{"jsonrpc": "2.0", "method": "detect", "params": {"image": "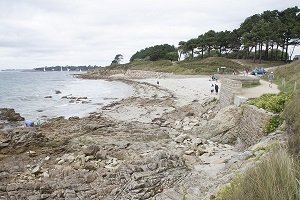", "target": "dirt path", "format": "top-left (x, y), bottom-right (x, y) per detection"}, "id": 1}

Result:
top-left (240, 79), bottom-right (280, 98)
